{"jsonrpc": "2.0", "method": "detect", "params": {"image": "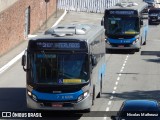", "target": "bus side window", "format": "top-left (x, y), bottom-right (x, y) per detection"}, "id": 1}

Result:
top-left (91, 55), bottom-right (97, 66)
